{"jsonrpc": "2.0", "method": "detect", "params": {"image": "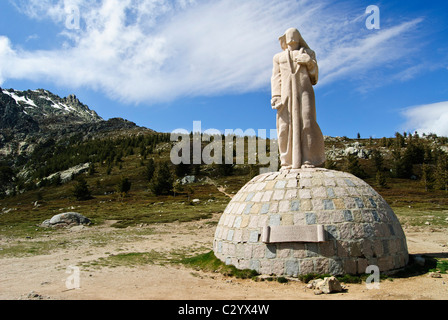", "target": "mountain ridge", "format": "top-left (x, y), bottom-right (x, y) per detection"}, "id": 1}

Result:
top-left (0, 87), bottom-right (156, 160)
top-left (1, 88), bottom-right (103, 124)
